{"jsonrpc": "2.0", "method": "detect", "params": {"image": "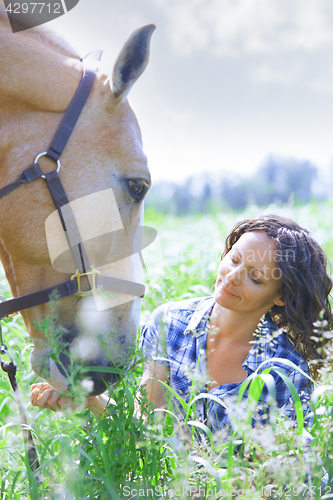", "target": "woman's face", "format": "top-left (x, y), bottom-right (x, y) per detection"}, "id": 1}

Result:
top-left (214, 231), bottom-right (285, 316)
